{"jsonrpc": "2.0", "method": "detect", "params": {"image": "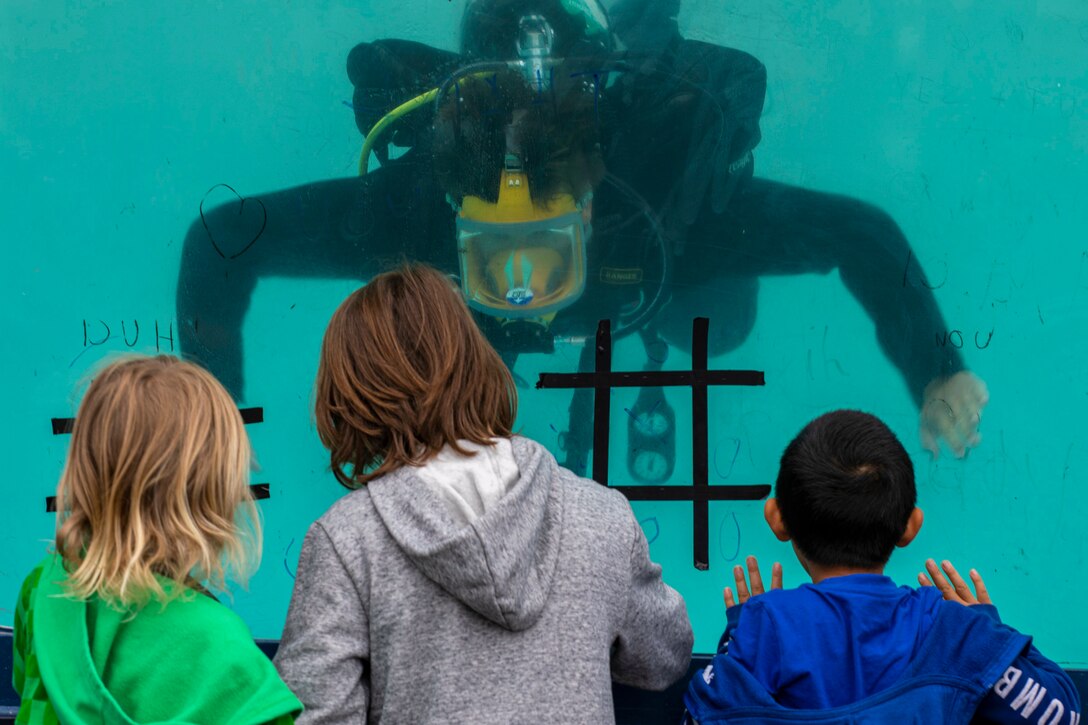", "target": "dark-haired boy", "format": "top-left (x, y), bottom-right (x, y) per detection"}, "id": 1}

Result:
top-left (684, 409), bottom-right (1081, 724)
